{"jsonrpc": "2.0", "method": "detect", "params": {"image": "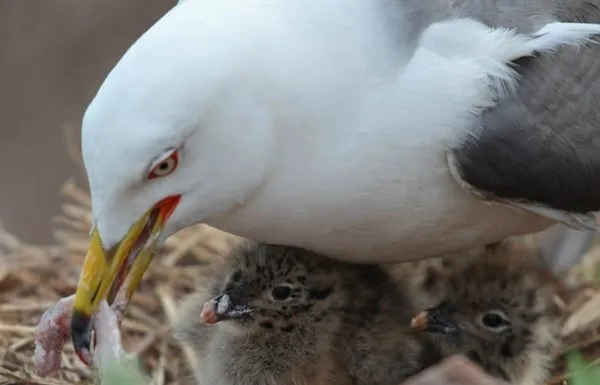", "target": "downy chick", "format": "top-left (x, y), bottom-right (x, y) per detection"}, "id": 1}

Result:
top-left (172, 241), bottom-right (426, 385)
top-left (410, 240), bottom-right (566, 385)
